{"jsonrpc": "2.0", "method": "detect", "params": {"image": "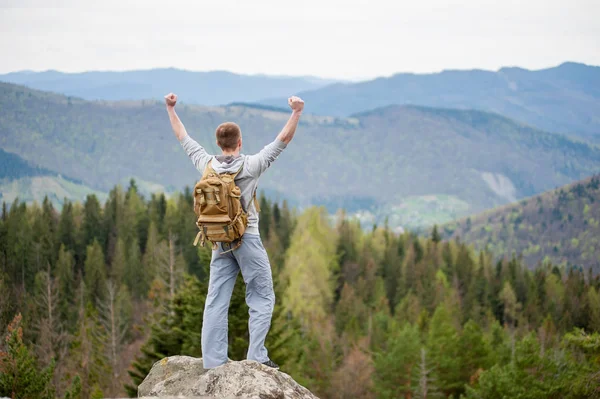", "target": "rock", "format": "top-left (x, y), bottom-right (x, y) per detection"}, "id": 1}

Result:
top-left (138, 356), bottom-right (319, 399)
